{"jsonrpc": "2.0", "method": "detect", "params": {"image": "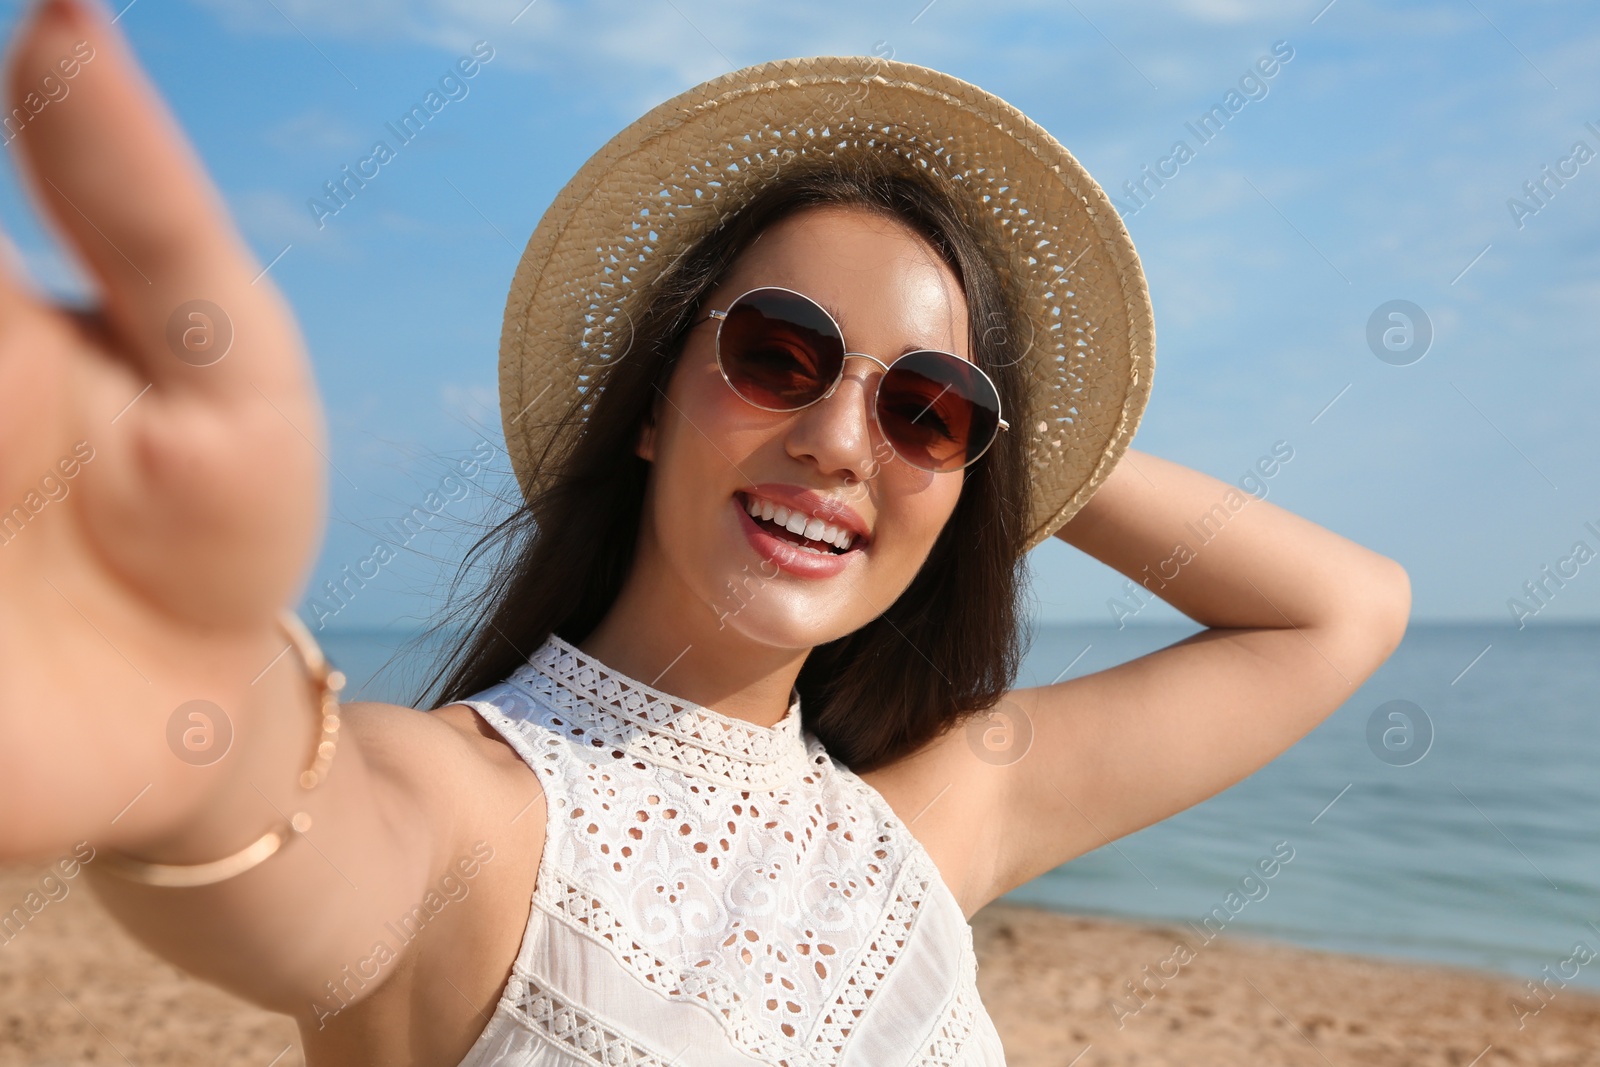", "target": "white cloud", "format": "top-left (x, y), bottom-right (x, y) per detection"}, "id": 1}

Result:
top-left (1162, 0), bottom-right (1284, 24)
top-left (262, 109), bottom-right (364, 155)
top-left (231, 187), bottom-right (354, 253)
top-left (440, 382), bottom-right (501, 438)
